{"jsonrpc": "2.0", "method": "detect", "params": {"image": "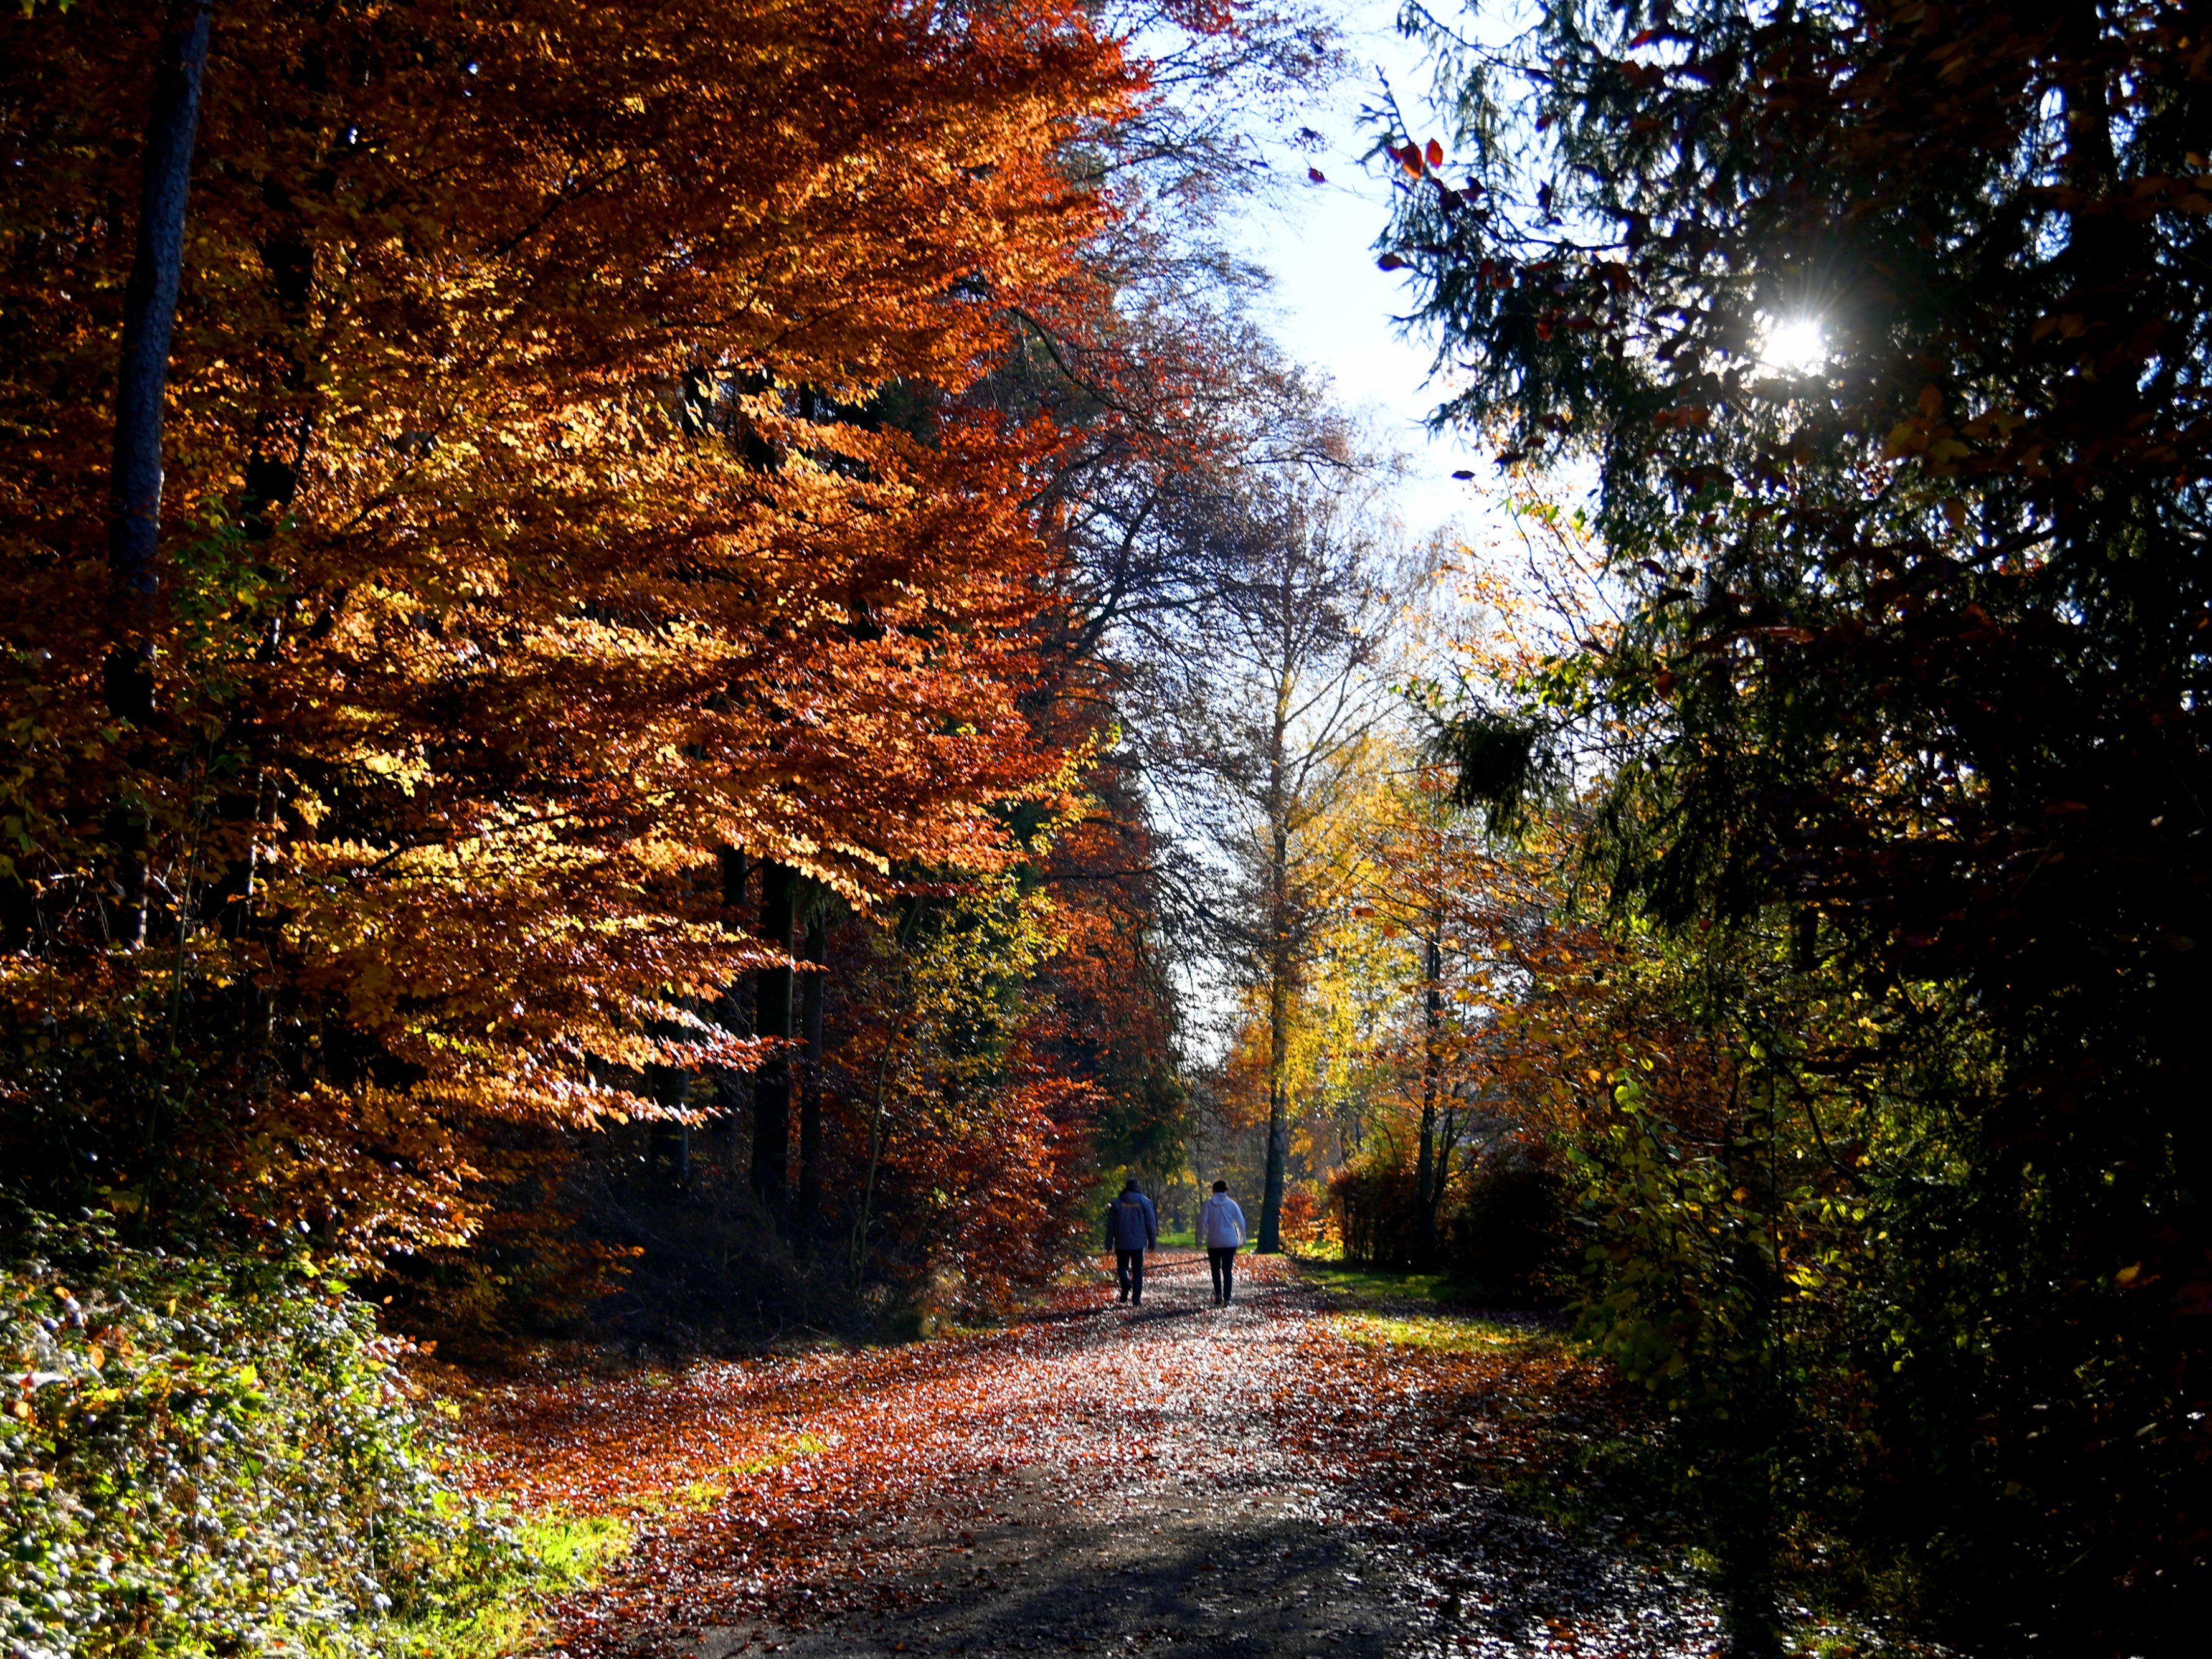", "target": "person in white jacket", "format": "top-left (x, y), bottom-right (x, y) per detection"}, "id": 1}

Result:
top-left (1199, 1181), bottom-right (1246, 1305)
